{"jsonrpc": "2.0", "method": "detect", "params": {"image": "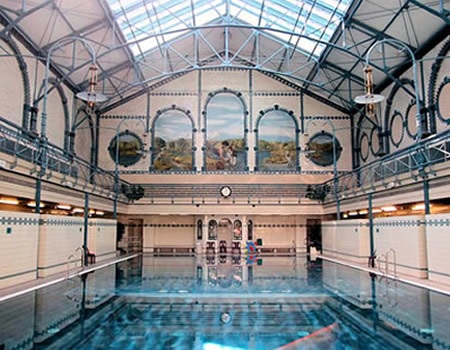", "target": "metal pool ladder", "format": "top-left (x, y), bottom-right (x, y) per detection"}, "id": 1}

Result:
top-left (377, 248), bottom-right (398, 279)
top-left (66, 247), bottom-right (84, 279)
